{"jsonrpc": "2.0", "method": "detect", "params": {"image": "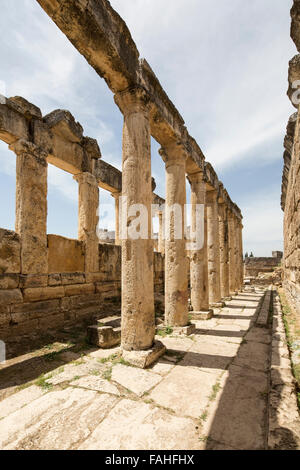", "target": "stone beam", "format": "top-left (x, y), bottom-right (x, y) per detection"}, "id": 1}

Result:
top-left (288, 54), bottom-right (300, 108)
top-left (36, 0), bottom-right (140, 92)
top-left (0, 96), bottom-right (166, 207)
top-left (281, 113), bottom-right (297, 211)
top-left (0, 97), bottom-right (34, 144)
top-left (35, 0), bottom-right (242, 219)
top-left (94, 159), bottom-right (122, 193)
top-left (291, 0), bottom-right (300, 52)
